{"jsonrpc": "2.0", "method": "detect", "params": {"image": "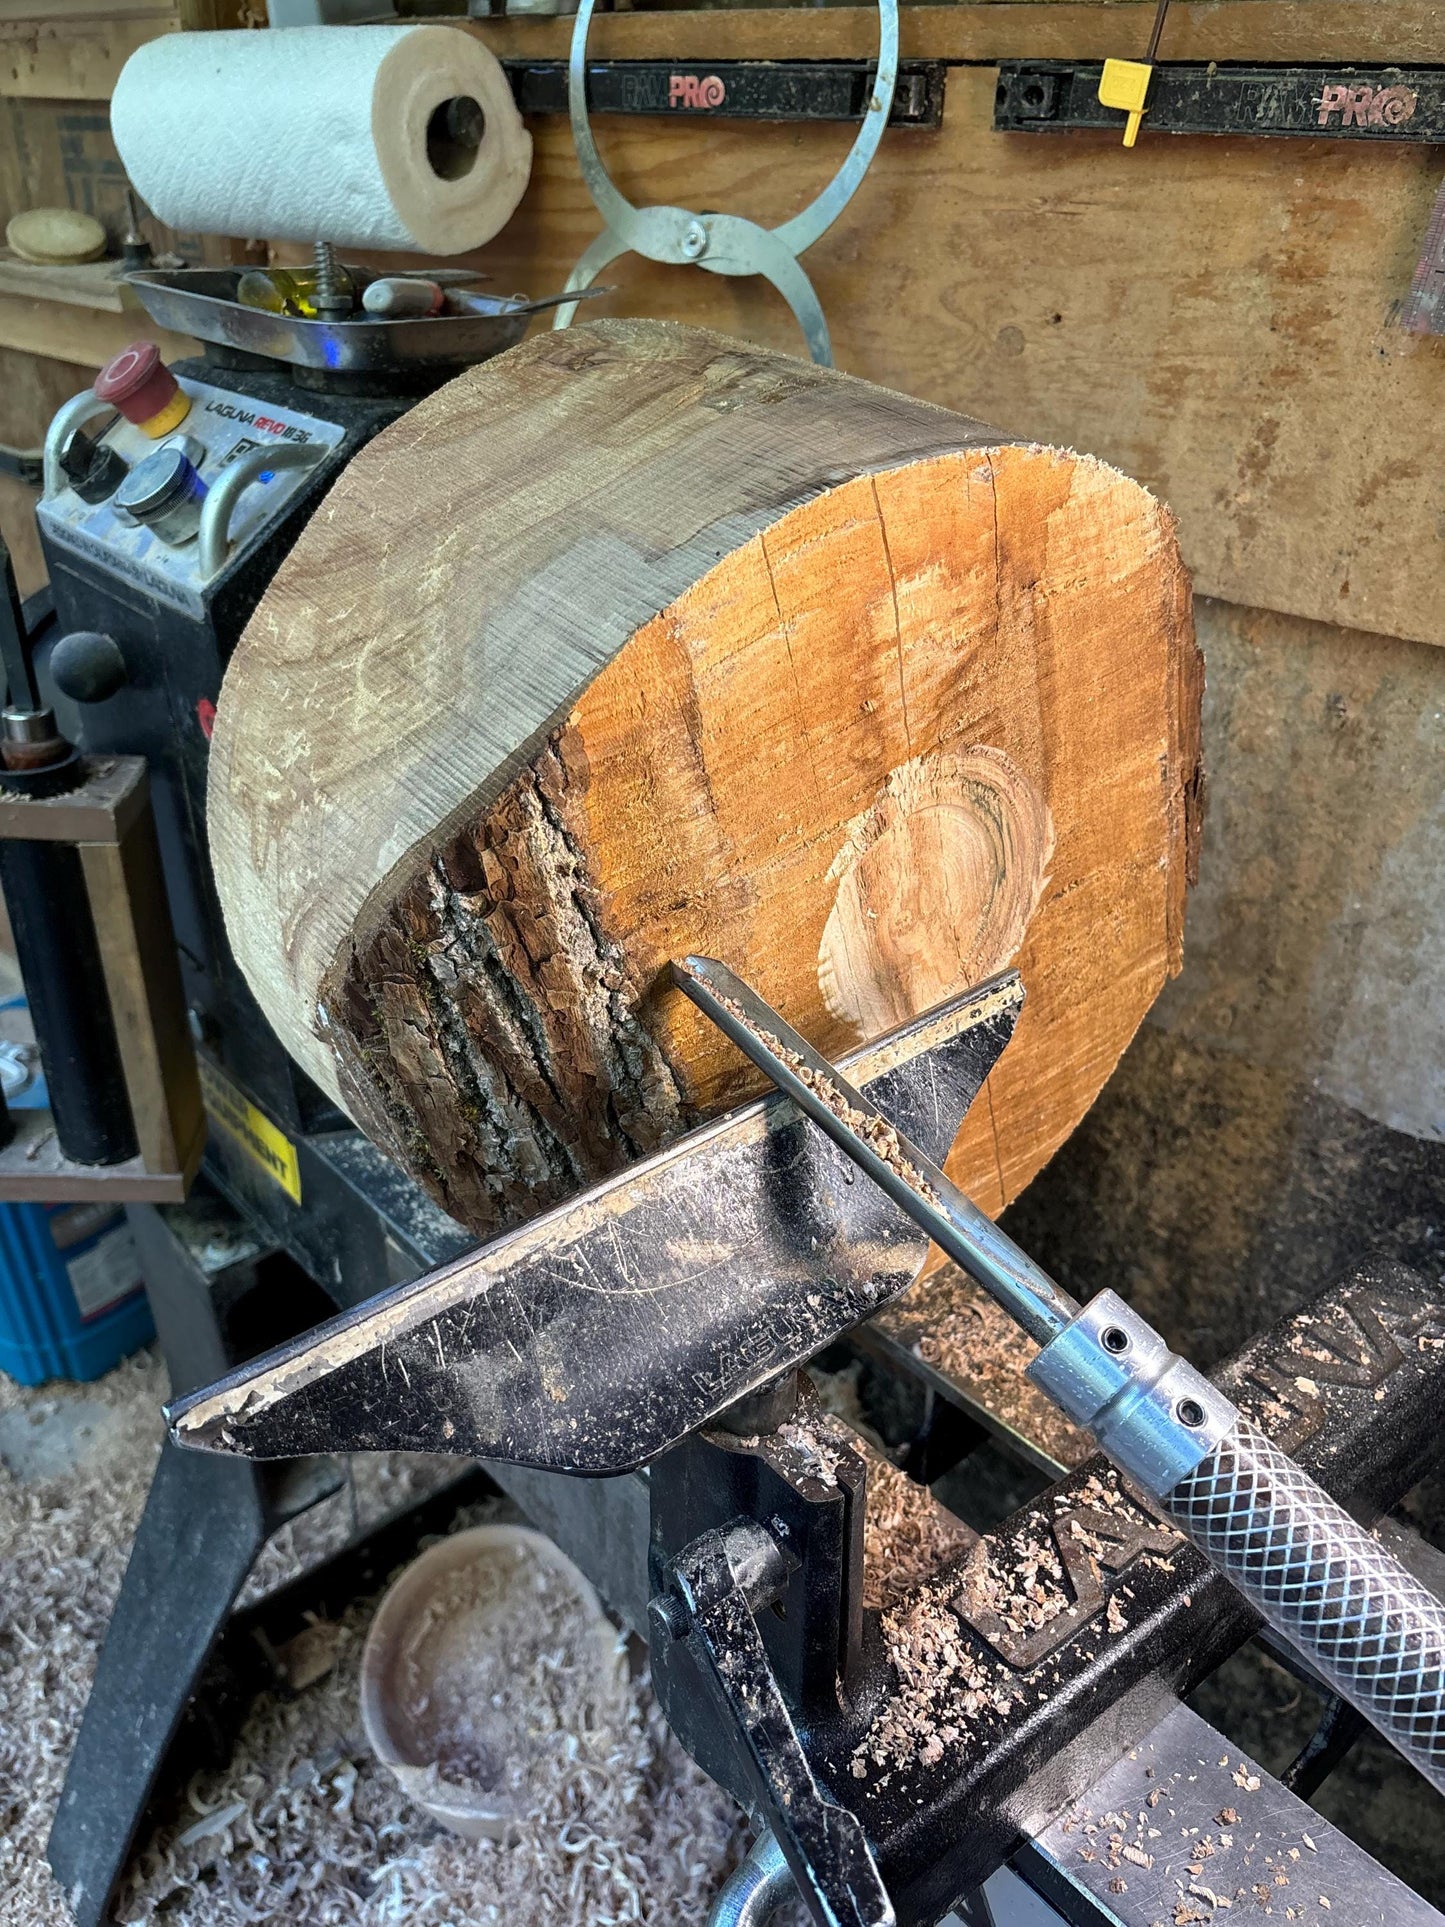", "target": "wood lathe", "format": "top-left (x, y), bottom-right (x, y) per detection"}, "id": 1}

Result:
top-left (6, 270), bottom-right (1441, 1927)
